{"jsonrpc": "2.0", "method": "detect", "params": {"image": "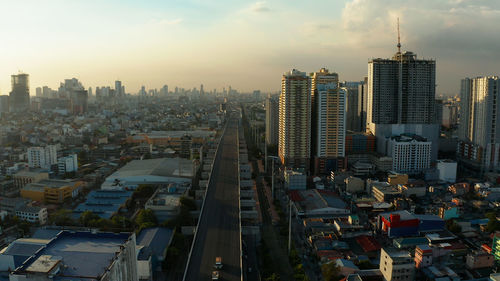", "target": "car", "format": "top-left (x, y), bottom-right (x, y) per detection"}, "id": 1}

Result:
top-left (214, 256), bottom-right (223, 269)
top-left (212, 270), bottom-right (220, 280)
